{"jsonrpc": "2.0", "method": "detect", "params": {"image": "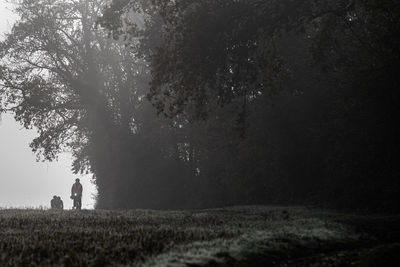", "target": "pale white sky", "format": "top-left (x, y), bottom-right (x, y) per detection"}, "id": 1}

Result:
top-left (0, 0), bottom-right (97, 209)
